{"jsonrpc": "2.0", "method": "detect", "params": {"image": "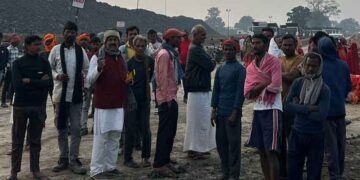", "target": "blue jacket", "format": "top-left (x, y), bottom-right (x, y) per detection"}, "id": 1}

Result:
top-left (318, 37), bottom-right (352, 118)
